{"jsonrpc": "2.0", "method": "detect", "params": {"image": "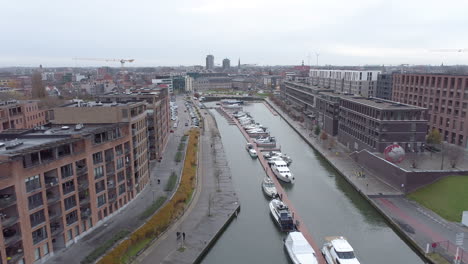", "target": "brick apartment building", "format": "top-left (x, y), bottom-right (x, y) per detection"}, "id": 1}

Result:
top-left (96, 88), bottom-right (170, 160)
top-left (0, 101), bottom-right (150, 264)
top-left (392, 73), bottom-right (468, 148)
top-left (282, 80), bottom-right (333, 115)
top-left (0, 101), bottom-right (47, 132)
